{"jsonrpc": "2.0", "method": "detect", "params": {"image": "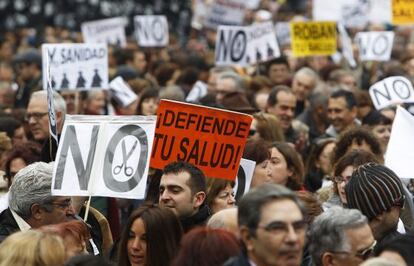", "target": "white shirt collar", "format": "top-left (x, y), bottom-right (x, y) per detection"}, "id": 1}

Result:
top-left (10, 209), bottom-right (31, 232)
